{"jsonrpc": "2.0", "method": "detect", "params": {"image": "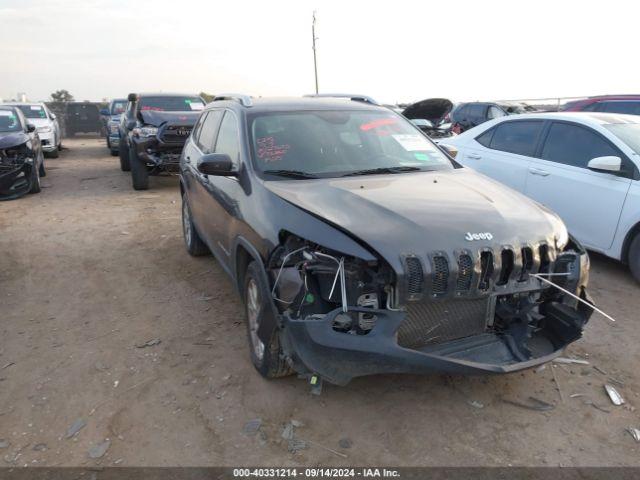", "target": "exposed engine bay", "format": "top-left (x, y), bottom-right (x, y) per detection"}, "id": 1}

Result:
top-left (268, 233), bottom-right (593, 385)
